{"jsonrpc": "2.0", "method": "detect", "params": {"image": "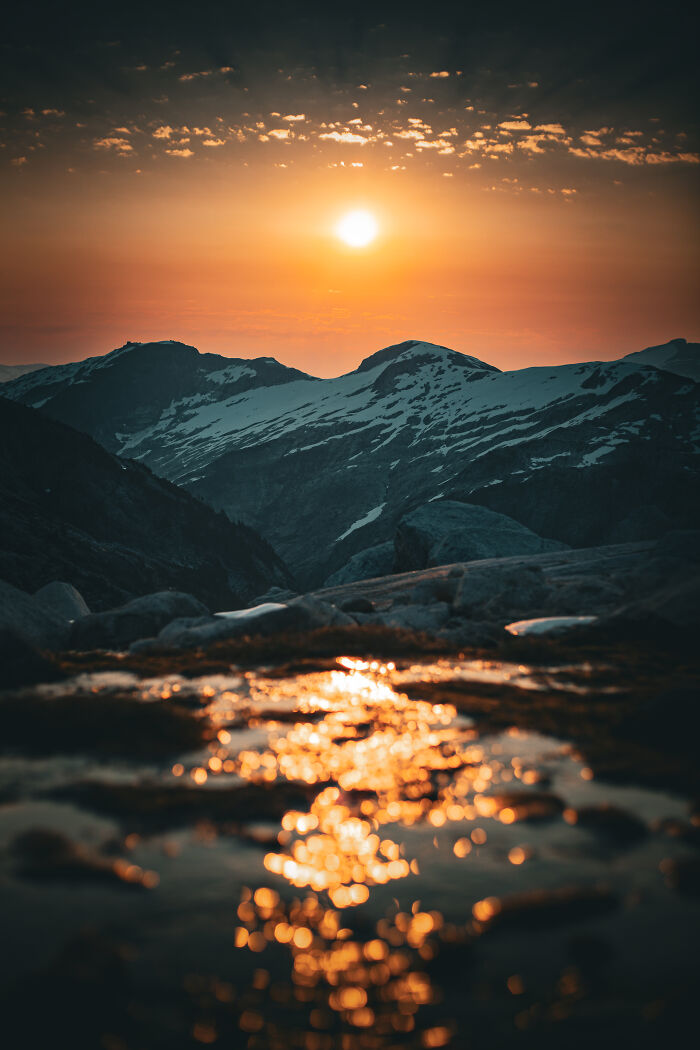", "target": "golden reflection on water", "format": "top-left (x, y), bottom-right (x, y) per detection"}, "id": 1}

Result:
top-left (174, 656), bottom-right (569, 1046)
